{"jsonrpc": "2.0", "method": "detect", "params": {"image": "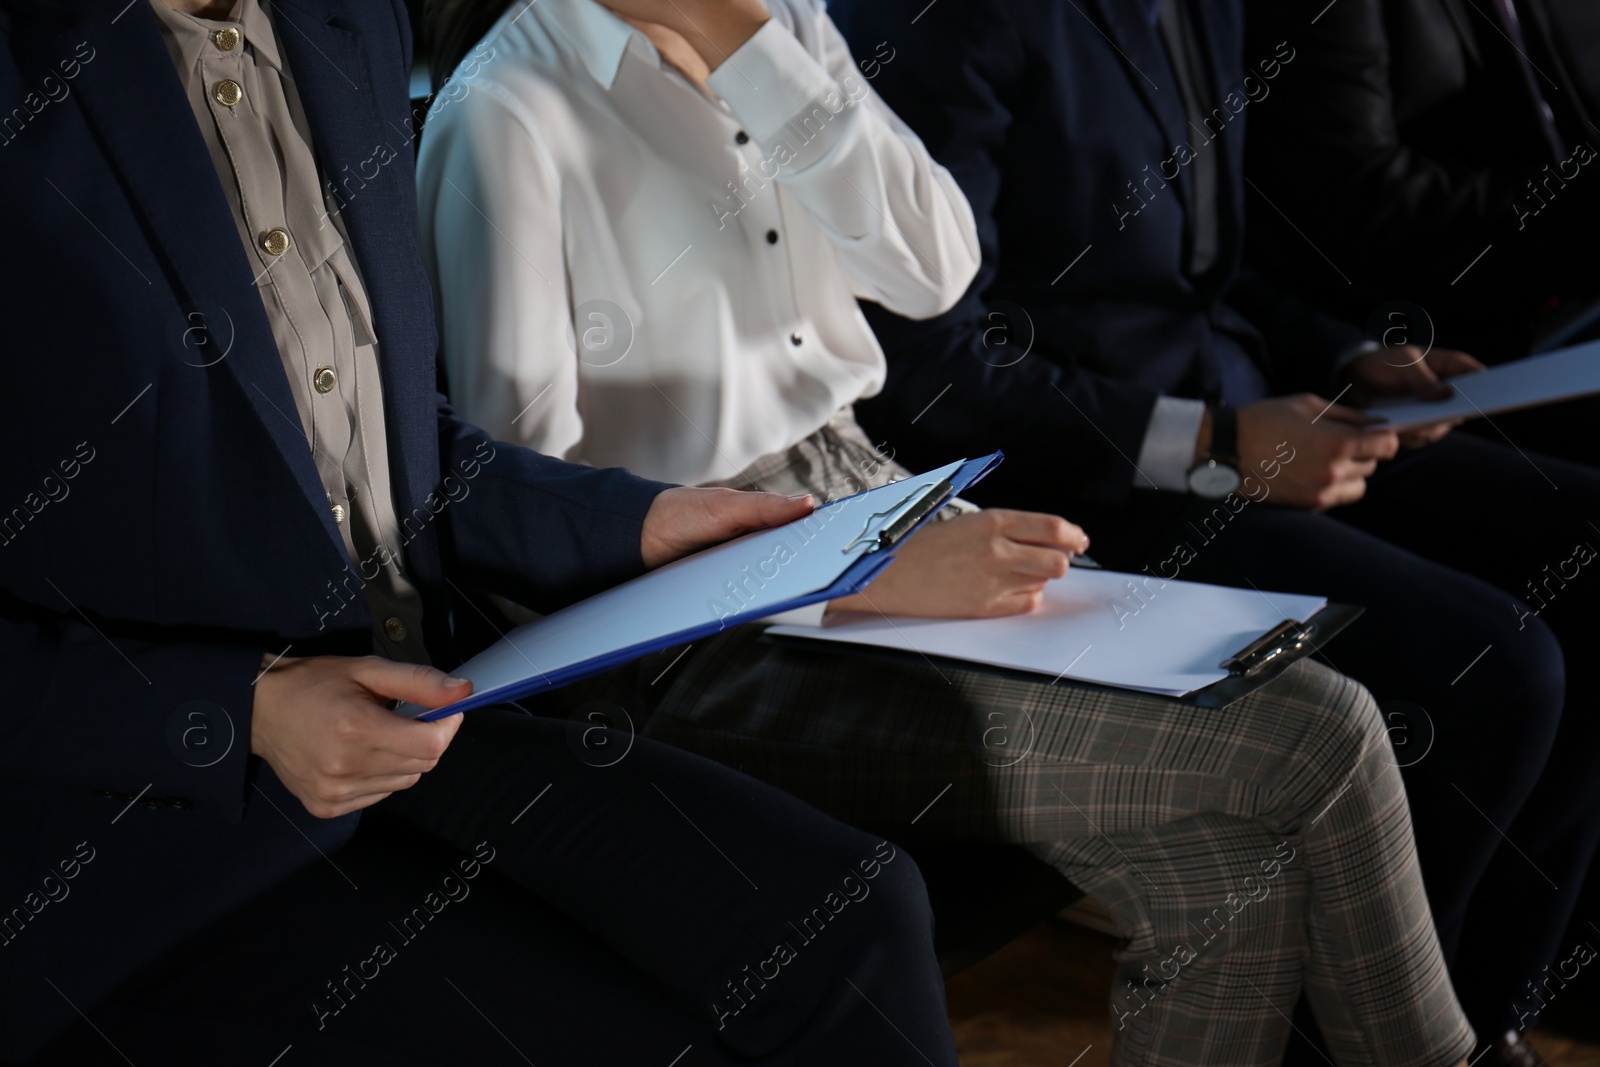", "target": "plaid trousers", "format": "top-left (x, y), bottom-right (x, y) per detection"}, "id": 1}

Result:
top-left (631, 410), bottom-right (1475, 1066)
